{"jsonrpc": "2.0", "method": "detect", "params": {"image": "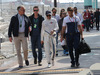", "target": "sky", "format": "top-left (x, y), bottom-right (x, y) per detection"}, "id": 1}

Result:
top-left (52, 0), bottom-right (100, 3)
